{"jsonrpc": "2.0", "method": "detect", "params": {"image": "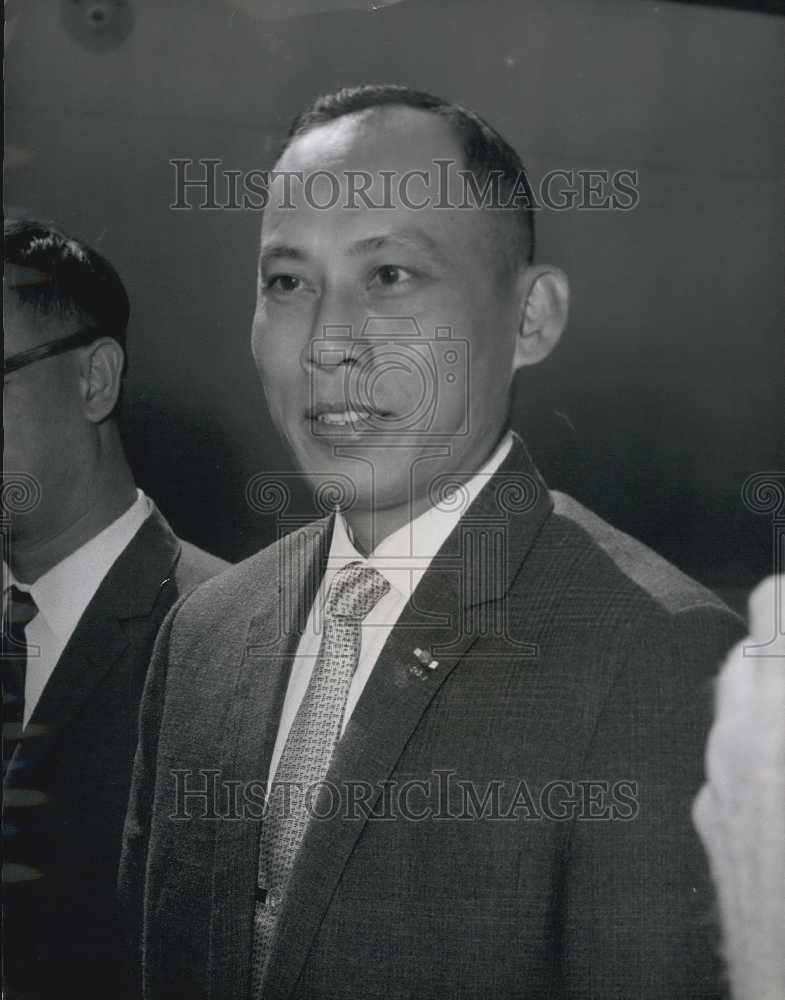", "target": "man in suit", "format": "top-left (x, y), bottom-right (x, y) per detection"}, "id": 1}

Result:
top-left (120, 85), bottom-right (744, 999)
top-left (2, 218), bottom-right (227, 1000)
